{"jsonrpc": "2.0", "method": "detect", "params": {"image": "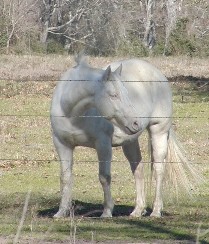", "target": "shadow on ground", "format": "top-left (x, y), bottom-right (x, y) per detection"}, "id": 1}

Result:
top-left (38, 200), bottom-right (135, 218)
top-left (37, 201), bottom-right (201, 243)
top-left (37, 200), bottom-right (173, 218)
